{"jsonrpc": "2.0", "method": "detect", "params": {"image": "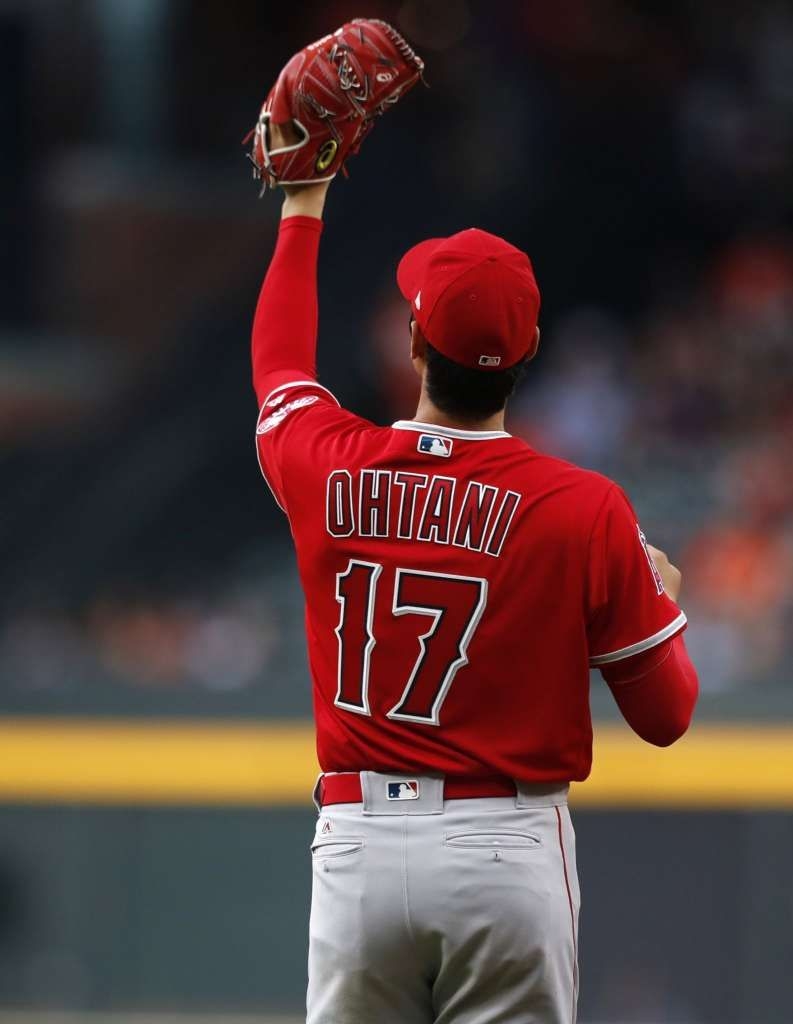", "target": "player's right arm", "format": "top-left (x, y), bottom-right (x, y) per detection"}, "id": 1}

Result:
top-left (599, 546), bottom-right (698, 747)
top-left (600, 632), bottom-right (698, 747)
top-left (586, 485), bottom-right (699, 746)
